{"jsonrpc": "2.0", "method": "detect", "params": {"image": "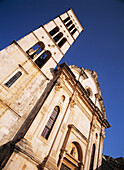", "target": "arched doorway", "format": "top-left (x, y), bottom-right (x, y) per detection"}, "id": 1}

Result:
top-left (60, 142), bottom-right (83, 170)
